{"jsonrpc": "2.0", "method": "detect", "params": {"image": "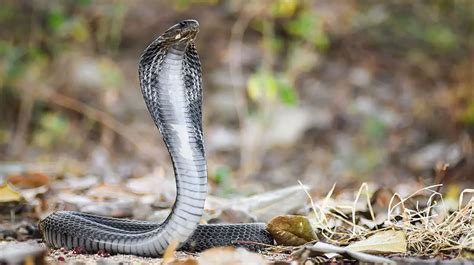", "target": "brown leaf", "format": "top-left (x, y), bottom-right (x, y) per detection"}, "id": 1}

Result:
top-left (371, 187), bottom-right (396, 208)
top-left (199, 247), bottom-right (267, 265)
top-left (267, 215), bottom-right (317, 246)
top-left (162, 240), bottom-right (179, 264)
top-left (167, 258), bottom-right (198, 265)
top-left (7, 173), bottom-right (50, 189)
